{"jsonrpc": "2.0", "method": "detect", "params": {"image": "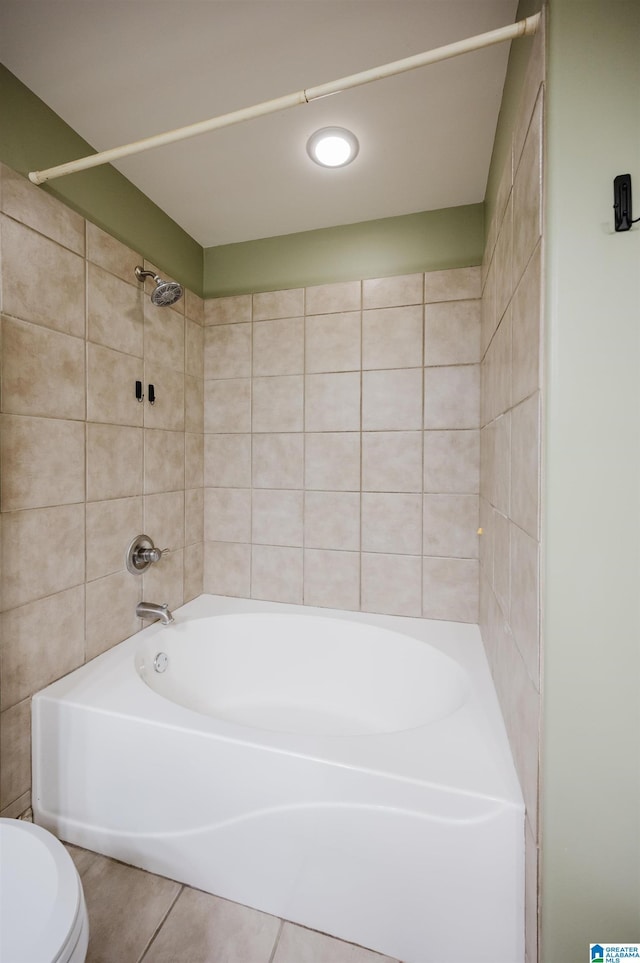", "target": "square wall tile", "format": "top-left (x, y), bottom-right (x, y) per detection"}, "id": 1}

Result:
top-left (305, 280), bottom-right (361, 315)
top-left (361, 492), bottom-right (422, 554)
top-left (205, 379), bottom-right (251, 433)
top-left (144, 490), bottom-right (185, 551)
top-left (252, 433), bottom-right (303, 489)
top-left (510, 393), bottom-right (540, 540)
top-left (144, 300), bottom-right (185, 372)
top-left (205, 322), bottom-right (251, 379)
top-left (423, 557), bottom-right (479, 623)
top-left (363, 273), bottom-right (423, 308)
top-left (204, 541), bottom-right (251, 597)
top-left (87, 424), bottom-right (143, 501)
top-left (253, 375), bottom-right (303, 433)
top-left (185, 289), bottom-right (205, 326)
top-left (184, 540), bottom-right (204, 602)
top-left (362, 369), bottom-right (422, 431)
top-left (512, 241), bottom-right (542, 407)
top-left (205, 488), bottom-right (251, 543)
top-left (362, 431), bottom-right (422, 493)
top-left (424, 429), bottom-right (480, 494)
top-left (142, 548), bottom-right (184, 612)
top-left (185, 374), bottom-right (204, 433)
top-left (185, 317), bottom-right (204, 378)
top-left (86, 497), bottom-right (143, 581)
top-left (86, 221), bottom-right (140, 284)
top-left (2, 504), bottom-right (85, 610)
top-left (305, 432), bottom-right (360, 491)
top-left (510, 522), bottom-right (540, 687)
top-left (424, 365), bottom-right (480, 429)
top-left (424, 299), bottom-right (481, 366)
top-left (304, 491), bottom-right (360, 551)
top-left (251, 545), bottom-right (302, 603)
top-left (185, 488), bottom-right (204, 546)
top-left (144, 429), bottom-right (184, 494)
top-left (1, 215), bottom-right (85, 337)
top-left (494, 195), bottom-right (513, 324)
top-left (1, 165), bottom-right (85, 254)
top-left (304, 550), bottom-right (360, 611)
top-left (305, 312), bottom-right (361, 373)
top-left (424, 266), bottom-right (481, 303)
top-left (87, 262), bottom-right (143, 358)
top-left (361, 552), bottom-right (422, 617)
top-left (88, 343), bottom-right (144, 427)
top-left (253, 288), bottom-right (303, 321)
top-left (1, 585), bottom-right (85, 710)
top-left (513, 90), bottom-right (543, 287)
top-left (185, 432), bottom-right (204, 489)
top-left (205, 294), bottom-right (252, 325)
top-left (305, 372), bottom-right (360, 432)
top-left (85, 570), bottom-right (141, 660)
top-left (362, 305), bottom-right (423, 369)
top-left (1, 415), bottom-right (85, 511)
top-left (2, 317), bottom-right (85, 420)
top-left (423, 494), bottom-right (479, 559)
top-left (205, 434), bottom-right (251, 488)
top-left (143, 363), bottom-right (185, 432)
top-left (252, 489), bottom-right (303, 546)
top-left (253, 317), bottom-right (304, 376)
top-left (0, 699), bottom-right (31, 810)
